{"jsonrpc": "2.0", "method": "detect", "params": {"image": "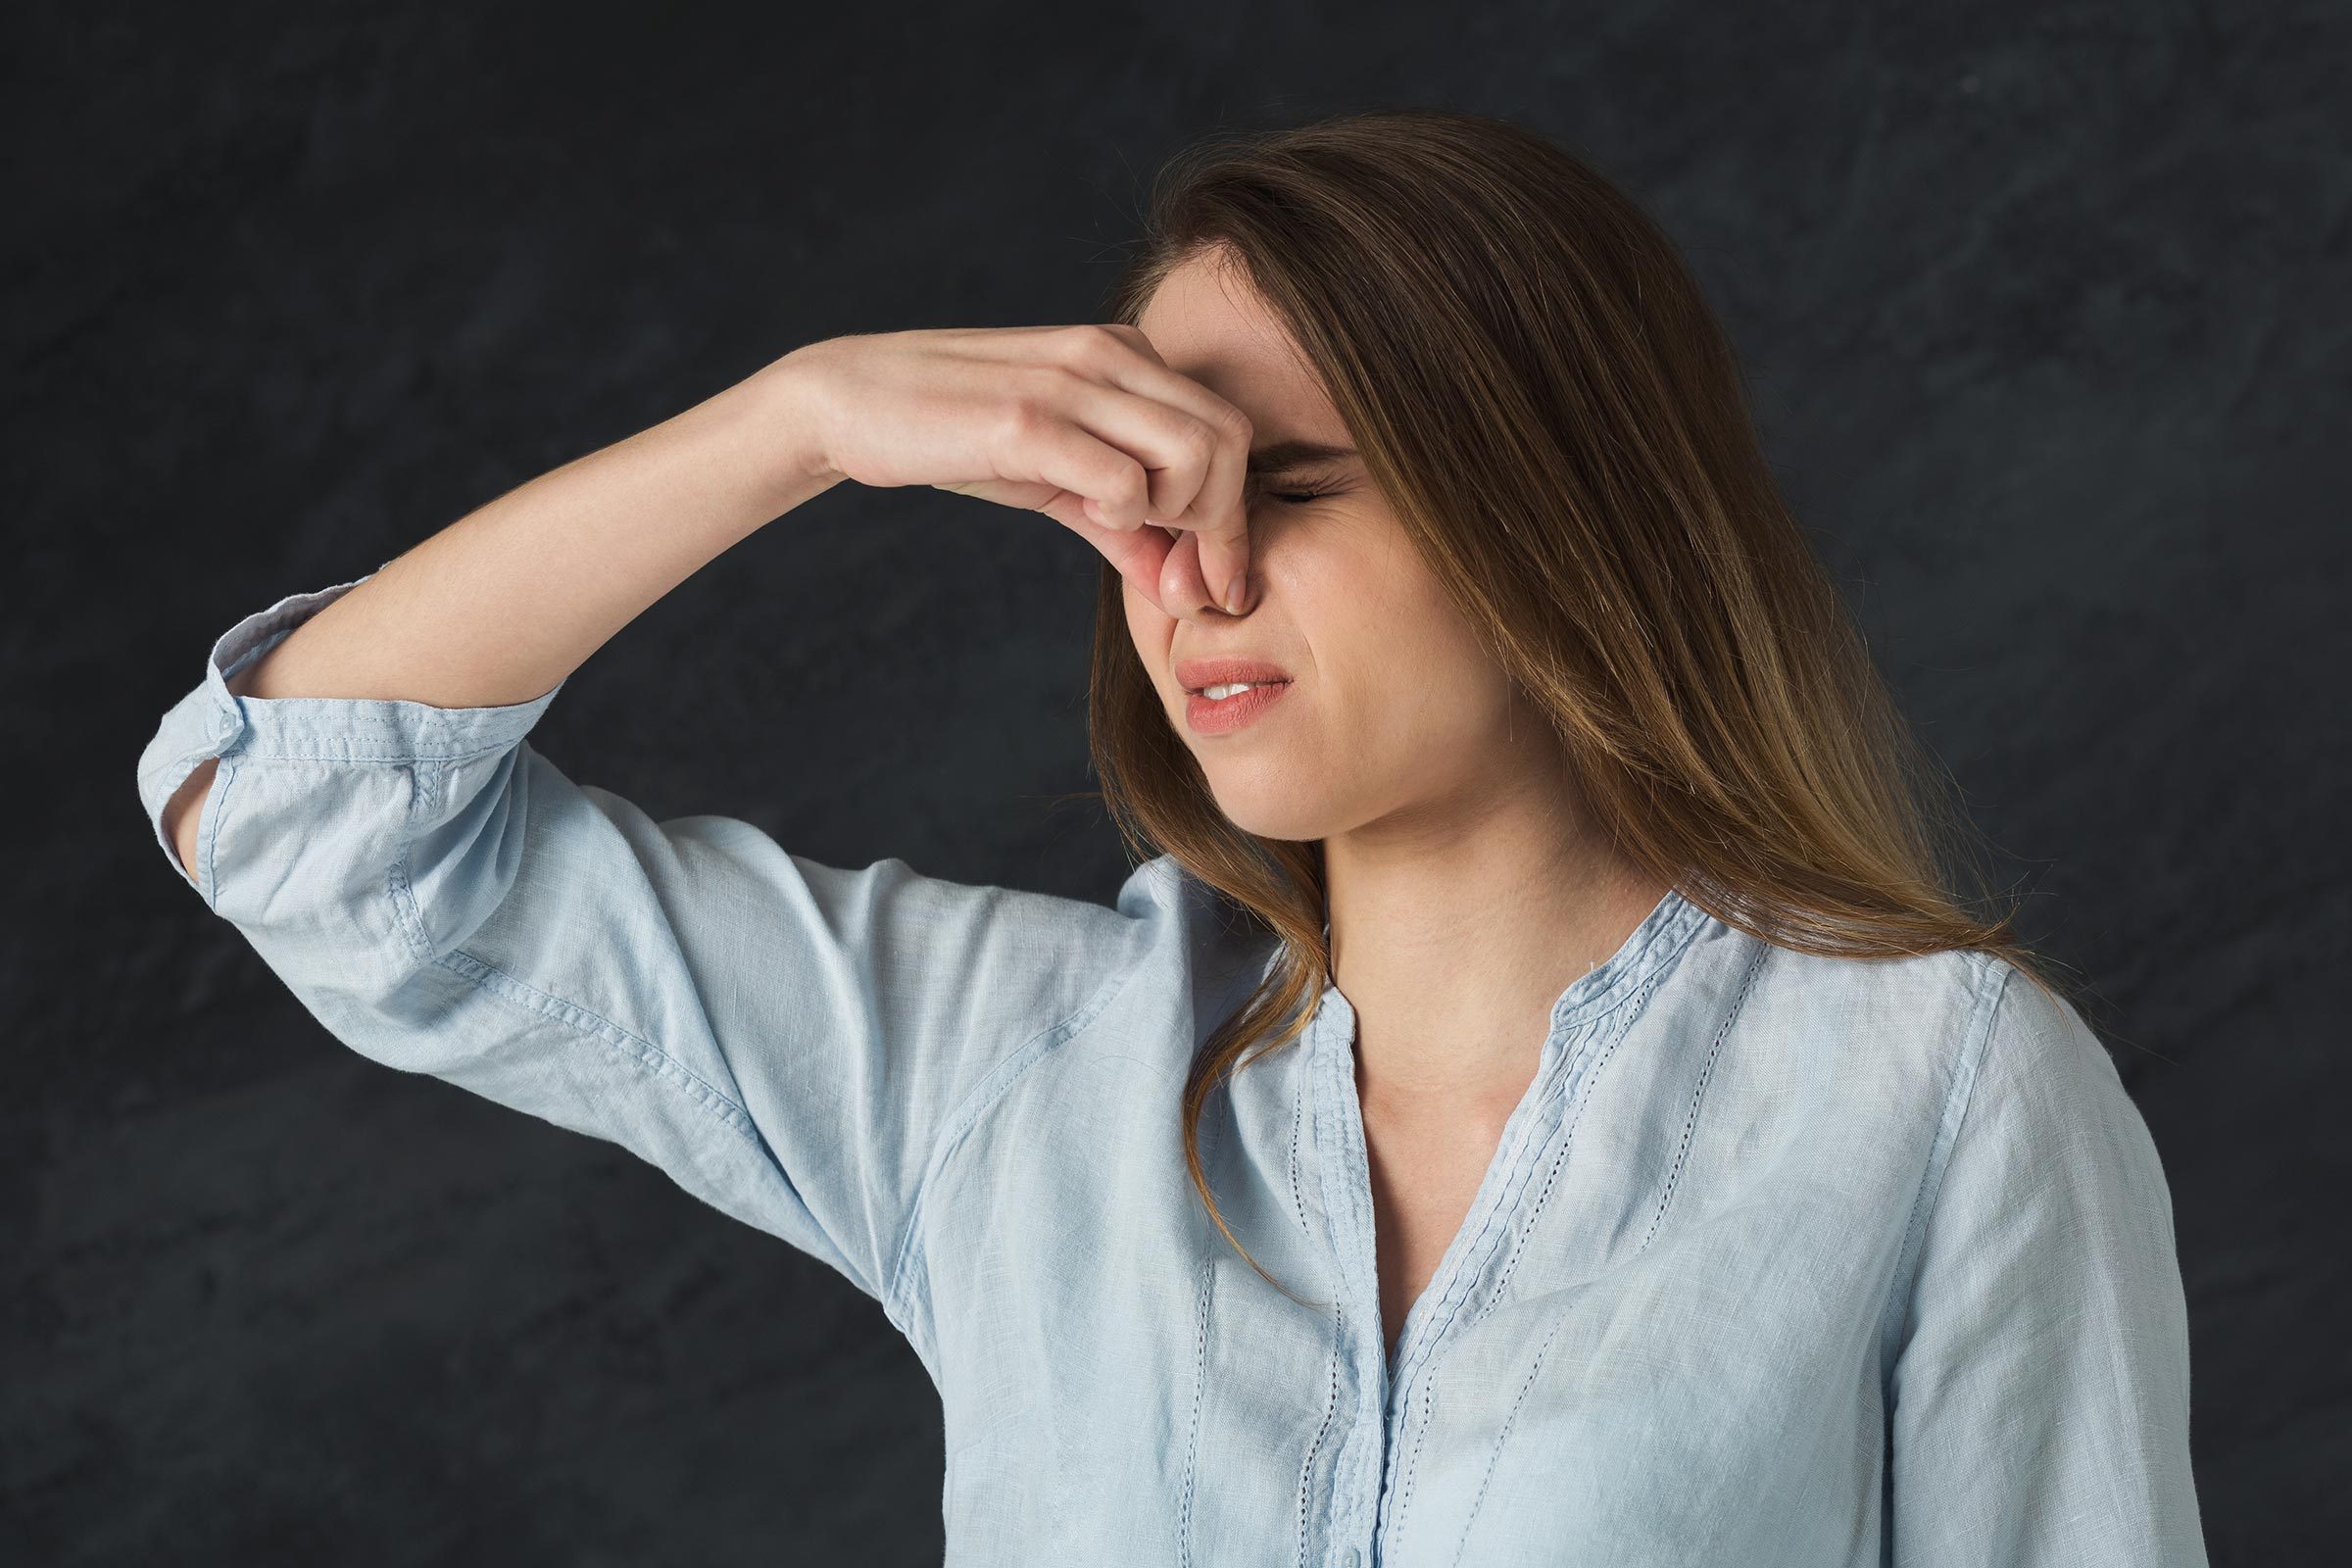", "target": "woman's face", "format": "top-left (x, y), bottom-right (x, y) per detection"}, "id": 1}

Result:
top-left (1125, 251), bottom-right (1555, 845)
